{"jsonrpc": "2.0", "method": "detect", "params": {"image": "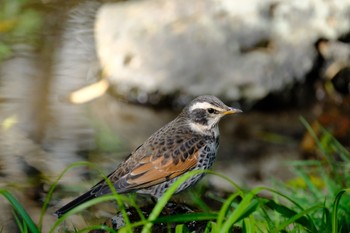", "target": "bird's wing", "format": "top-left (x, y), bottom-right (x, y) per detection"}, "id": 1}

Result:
top-left (96, 149), bottom-right (200, 195)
